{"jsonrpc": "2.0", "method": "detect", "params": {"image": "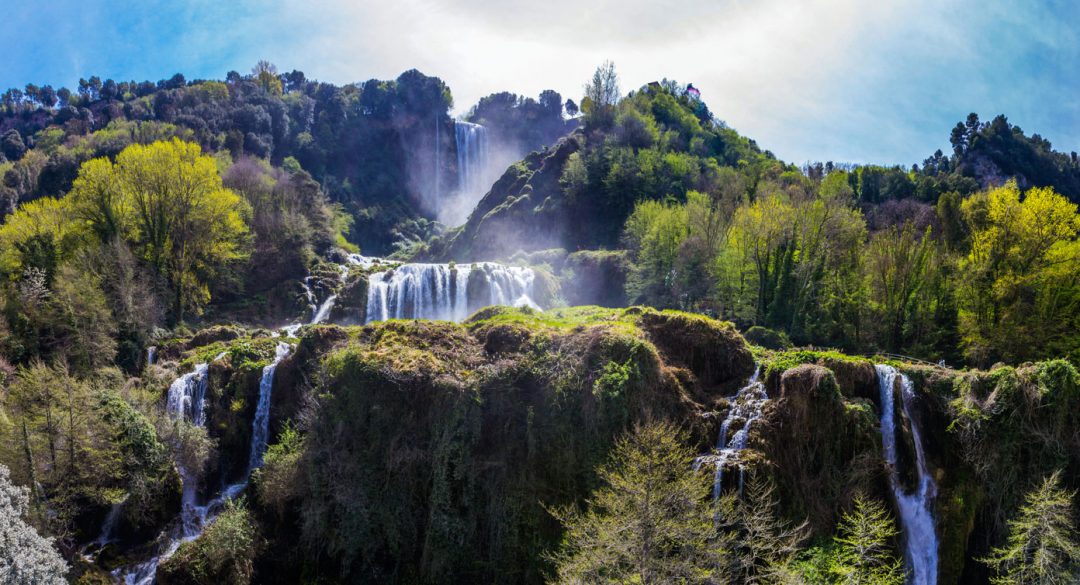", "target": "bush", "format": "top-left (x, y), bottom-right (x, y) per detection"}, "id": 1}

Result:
top-left (157, 500), bottom-right (259, 585)
top-left (744, 325), bottom-right (792, 350)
